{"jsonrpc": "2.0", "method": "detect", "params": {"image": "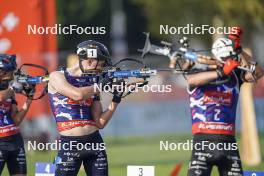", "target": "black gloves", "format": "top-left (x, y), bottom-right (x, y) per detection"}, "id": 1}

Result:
top-left (112, 89), bottom-right (123, 103)
top-left (98, 76), bottom-right (124, 104)
top-left (111, 80), bottom-right (125, 104)
top-left (23, 84), bottom-right (36, 98)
